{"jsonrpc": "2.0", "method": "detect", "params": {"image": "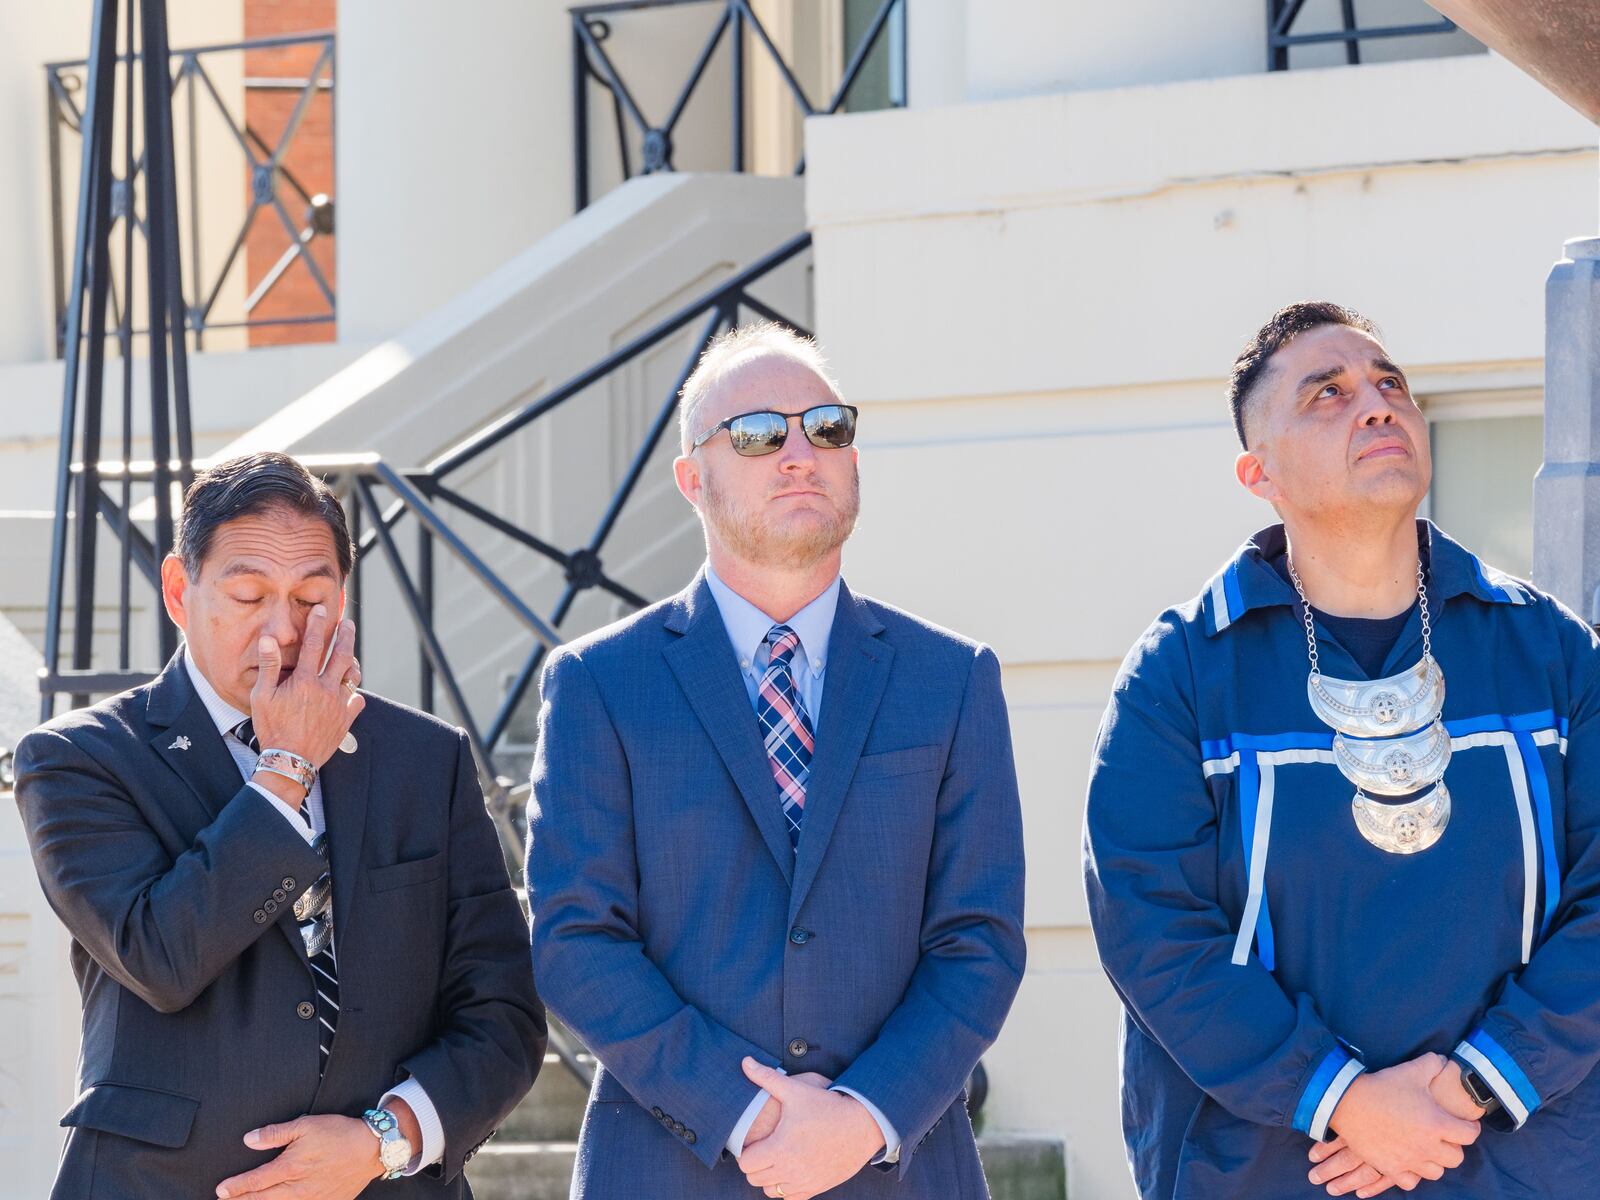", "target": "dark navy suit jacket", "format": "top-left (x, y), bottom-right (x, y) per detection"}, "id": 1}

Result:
top-left (15, 654), bottom-right (545, 1198)
top-left (526, 572), bottom-right (1027, 1199)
